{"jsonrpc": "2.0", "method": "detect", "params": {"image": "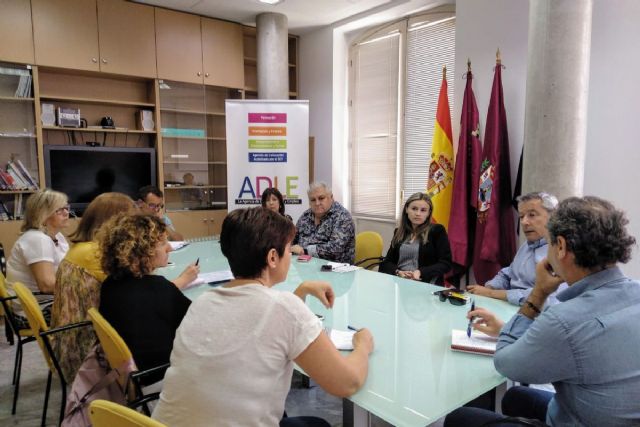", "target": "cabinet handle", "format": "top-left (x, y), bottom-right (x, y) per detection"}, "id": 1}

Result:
top-left (203, 218), bottom-right (208, 223)
top-left (197, 71), bottom-right (202, 76)
top-left (205, 73), bottom-right (210, 78)
top-left (91, 58), bottom-right (97, 63)
top-left (101, 58), bottom-right (107, 64)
